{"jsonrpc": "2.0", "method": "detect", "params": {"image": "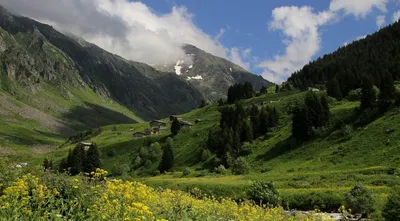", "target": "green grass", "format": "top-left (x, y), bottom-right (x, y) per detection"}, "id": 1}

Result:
top-left (10, 89), bottom-right (400, 219)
